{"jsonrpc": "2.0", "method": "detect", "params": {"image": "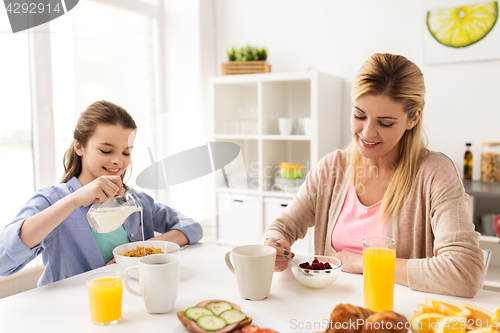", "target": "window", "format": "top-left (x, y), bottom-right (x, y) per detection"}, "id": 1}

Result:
top-left (0, 16), bottom-right (34, 230)
top-left (51, 0), bottom-right (159, 193)
top-left (0, 0), bottom-right (164, 229)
